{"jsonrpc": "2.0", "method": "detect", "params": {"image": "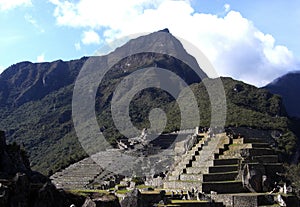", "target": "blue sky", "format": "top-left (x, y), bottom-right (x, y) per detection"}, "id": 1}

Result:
top-left (0, 0), bottom-right (299, 87)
